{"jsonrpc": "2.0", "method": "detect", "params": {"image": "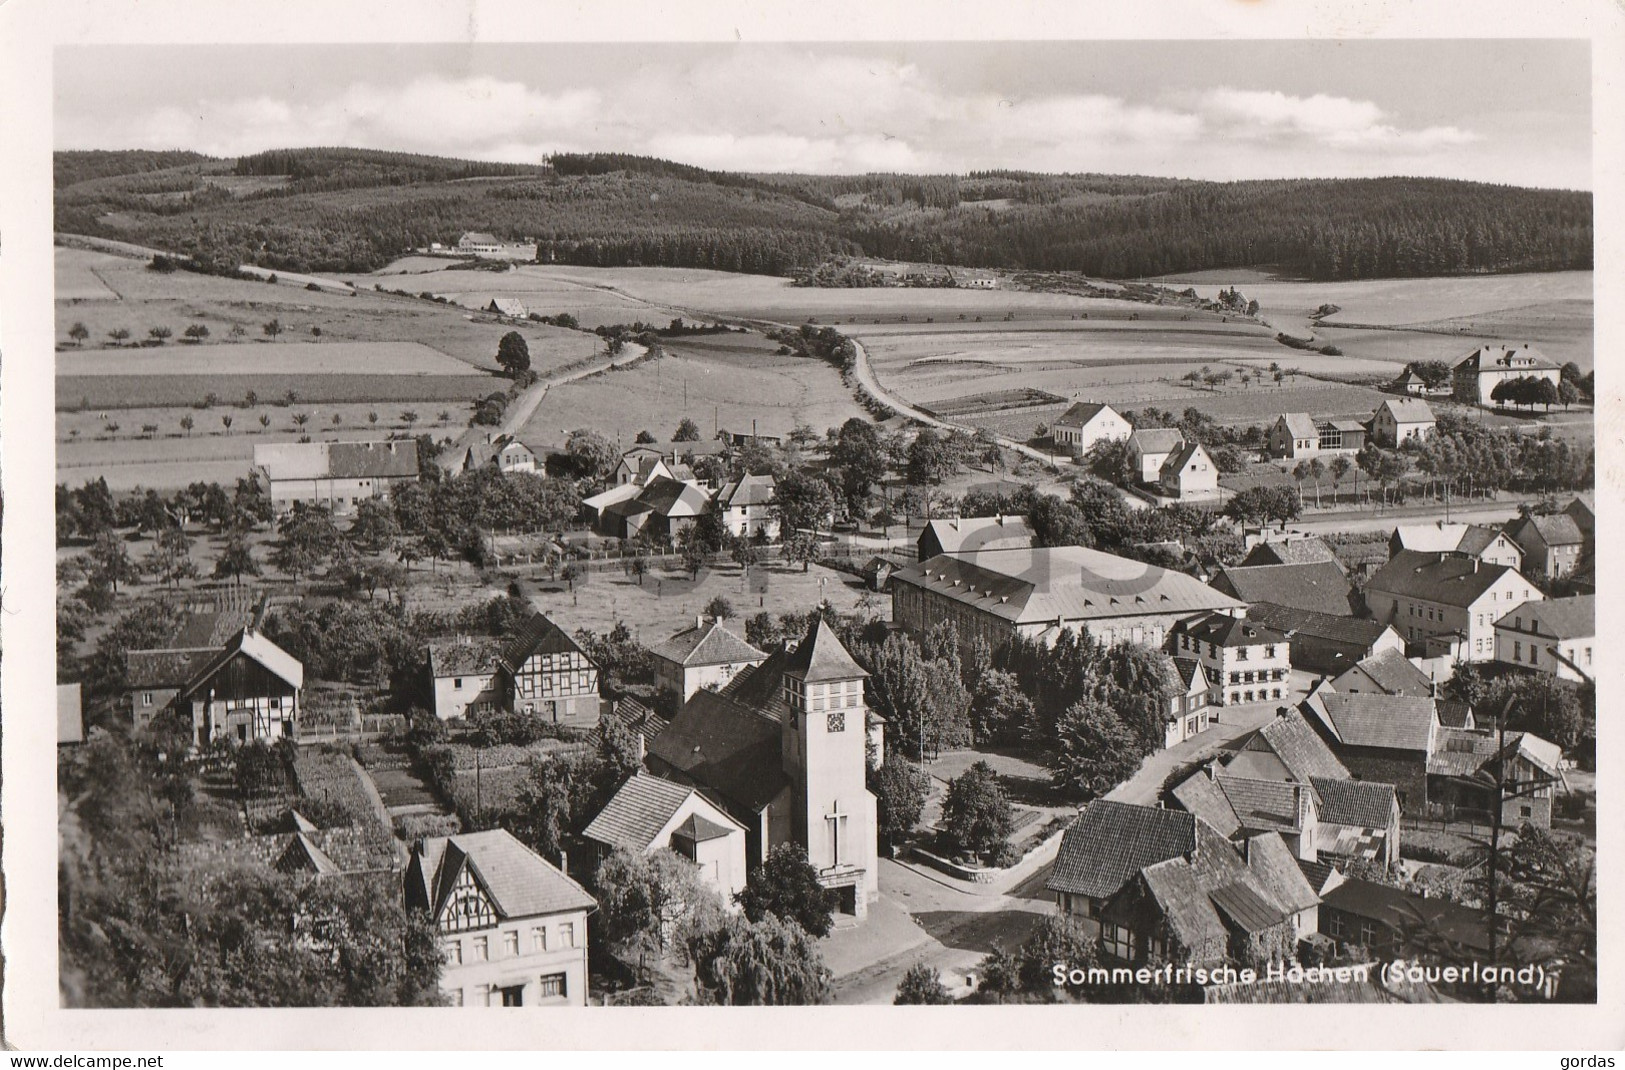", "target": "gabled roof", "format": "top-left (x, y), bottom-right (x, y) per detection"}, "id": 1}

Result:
top-left (1170, 770), bottom-right (1241, 836)
top-left (1126, 427), bottom-right (1184, 456)
top-left (1389, 522), bottom-right (1508, 557)
top-left (1507, 512), bottom-right (1586, 549)
top-left (1224, 709), bottom-right (1350, 784)
top-left (1427, 727), bottom-right (1564, 781)
top-left (1296, 858), bottom-right (1341, 896)
top-left (460, 232), bottom-right (501, 245)
top-left (1215, 776), bottom-right (1302, 832)
top-left (254, 440), bottom-right (419, 482)
top-left (1173, 611), bottom-right (1287, 649)
top-left (1240, 537), bottom-right (1339, 568)
top-left (176, 629), bottom-right (304, 700)
top-left (1054, 401), bottom-right (1119, 429)
top-left (717, 473), bottom-right (776, 508)
top-left (1211, 561), bottom-right (1355, 616)
top-left (1246, 602), bottom-right (1392, 650)
top-left (1365, 551), bottom-right (1525, 608)
top-left (277, 832), bottom-right (341, 877)
top-left (1159, 441), bottom-right (1210, 480)
top-left (1377, 398), bottom-right (1435, 424)
top-left (1332, 649), bottom-right (1435, 698)
top-left (671, 813), bottom-right (736, 844)
top-left (593, 697), bottom-right (670, 752)
top-left (1310, 777), bottom-right (1399, 828)
top-left (920, 515), bottom-right (1033, 556)
top-left (1208, 880), bottom-right (1289, 933)
top-left (415, 829), bottom-right (597, 922)
top-left (1301, 691), bottom-right (1436, 753)
top-left (1047, 800), bottom-right (1196, 899)
top-left (580, 772), bottom-right (731, 853)
top-left (650, 618), bottom-right (766, 669)
top-left (498, 612), bottom-right (590, 673)
top-left (1140, 857), bottom-right (1229, 949)
top-left (1321, 878), bottom-right (1490, 951)
top-left (894, 547), bottom-right (1244, 626)
top-left (126, 647), bottom-right (219, 690)
top-left (646, 684), bottom-right (790, 818)
top-left (427, 637), bottom-right (504, 678)
top-left (1242, 833), bottom-right (1320, 915)
top-left (783, 617), bottom-right (868, 683)
top-left (488, 297), bottom-right (527, 316)
top-left (1170, 655), bottom-right (1208, 693)
top-left (637, 476), bottom-right (712, 518)
top-left (1276, 413), bottom-right (1318, 439)
top-left (1563, 497), bottom-right (1594, 532)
